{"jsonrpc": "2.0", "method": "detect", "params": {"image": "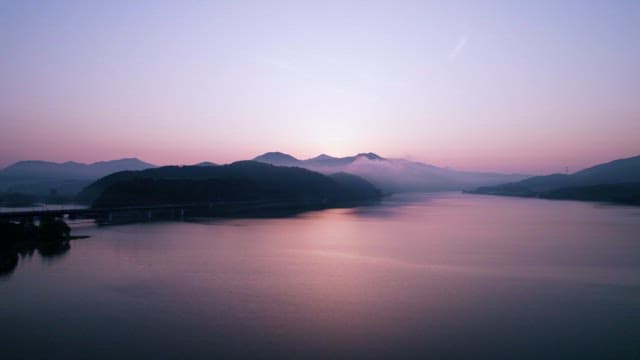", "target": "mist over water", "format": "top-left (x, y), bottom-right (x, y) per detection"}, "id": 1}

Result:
top-left (1, 192), bottom-right (639, 358)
